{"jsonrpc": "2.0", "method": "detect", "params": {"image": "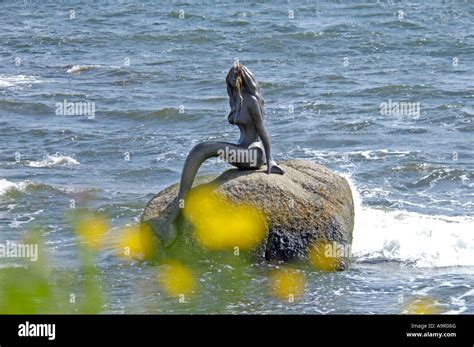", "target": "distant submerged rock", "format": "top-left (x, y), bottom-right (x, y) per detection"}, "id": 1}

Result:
top-left (141, 159), bottom-right (354, 265)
